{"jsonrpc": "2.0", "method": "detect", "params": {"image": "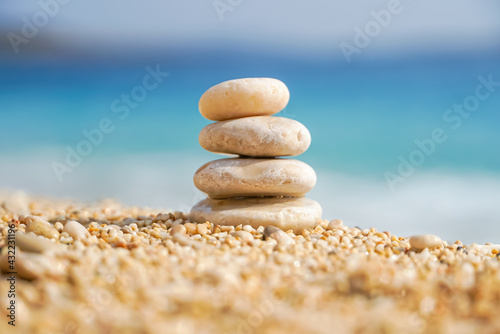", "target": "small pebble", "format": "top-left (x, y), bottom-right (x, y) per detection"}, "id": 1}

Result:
top-left (197, 224), bottom-right (208, 236)
top-left (121, 226), bottom-right (133, 234)
top-left (25, 216), bottom-right (60, 239)
top-left (263, 226), bottom-right (281, 239)
top-left (410, 234), bottom-right (443, 251)
top-left (54, 222), bottom-right (64, 233)
top-left (263, 226), bottom-right (294, 246)
top-left (219, 225), bottom-right (234, 233)
top-left (63, 221), bottom-right (90, 240)
top-left (327, 219), bottom-right (343, 230)
top-left (242, 225), bottom-right (254, 233)
top-left (16, 232), bottom-right (61, 253)
top-left (184, 223), bottom-right (198, 235)
top-left (170, 224), bottom-right (186, 236)
top-left (231, 231), bottom-right (253, 244)
top-left (60, 236), bottom-right (74, 244)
